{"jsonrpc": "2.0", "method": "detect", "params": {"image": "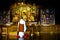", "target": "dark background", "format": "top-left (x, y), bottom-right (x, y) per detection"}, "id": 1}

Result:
top-left (0, 0), bottom-right (59, 24)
